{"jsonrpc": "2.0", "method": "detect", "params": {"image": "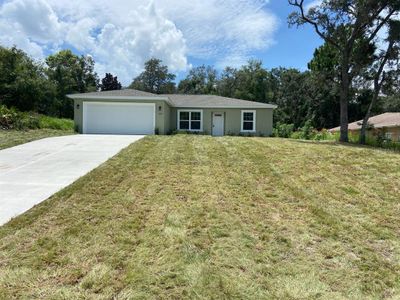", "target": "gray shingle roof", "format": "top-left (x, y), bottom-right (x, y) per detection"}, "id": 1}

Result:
top-left (330, 112), bottom-right (400, 131)
top-left (68, 89), bottom-right (157, 98)
top-left (161, 94), bottom-right (277, 108)
top-left (67, 89), bottom-right (277, 109)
